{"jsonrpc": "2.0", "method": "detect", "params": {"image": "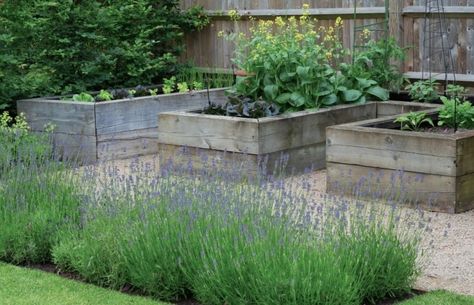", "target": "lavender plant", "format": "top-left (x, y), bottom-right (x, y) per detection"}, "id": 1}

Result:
top-left (0, 114), bottom-right (81, 264)
top-left (51, 155), bottom-right (426, 305)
